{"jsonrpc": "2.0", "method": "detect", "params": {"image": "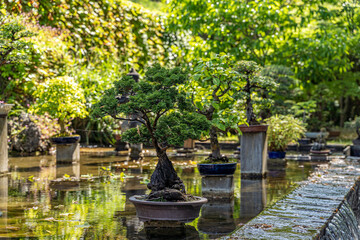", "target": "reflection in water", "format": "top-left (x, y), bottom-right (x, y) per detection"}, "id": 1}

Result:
top-left (0, 152), bottom-right (319, 239)
top-left (240, 179), bottom-right (267, 222)
top-left (198, 198), bottom-right (236, 238)
top-left (140, 223), bottom-right (200, 240)
top-left (0, 176), bottom-right (8, 231)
